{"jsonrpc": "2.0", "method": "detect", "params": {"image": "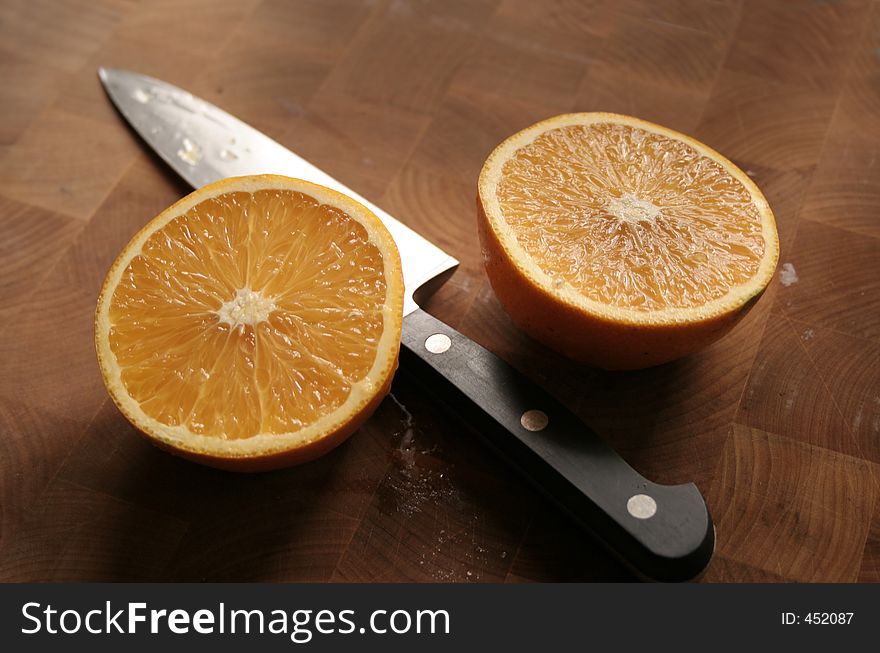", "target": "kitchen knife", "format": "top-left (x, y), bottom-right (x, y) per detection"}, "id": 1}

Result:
top-left (98, 67), bottom-right (714, 582)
